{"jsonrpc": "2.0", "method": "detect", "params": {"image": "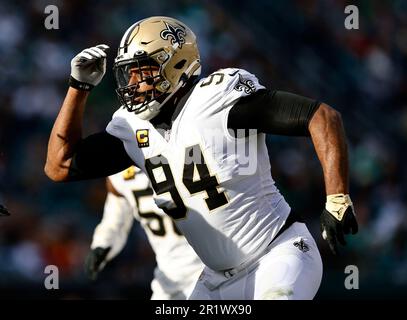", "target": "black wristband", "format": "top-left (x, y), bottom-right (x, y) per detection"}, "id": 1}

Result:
top-left (69, 76), bottom-right (94, 91)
